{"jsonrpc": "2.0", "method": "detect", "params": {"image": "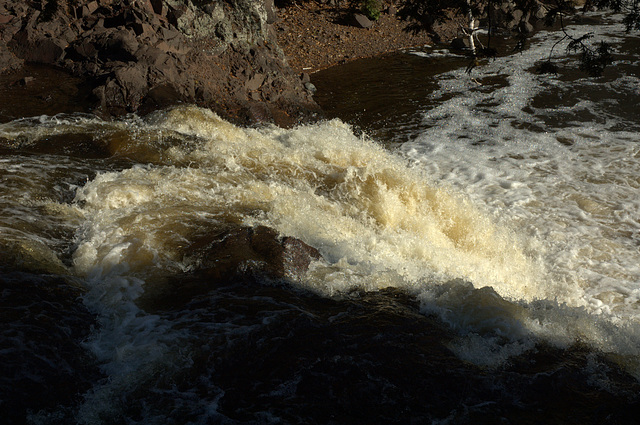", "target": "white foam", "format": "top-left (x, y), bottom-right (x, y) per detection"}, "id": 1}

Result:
top-left (50, 90), bottom-right (635, 373)
top-left (395, 14), bottom-right (640, 368)
top-left (2, 11), bottom-right (635, 385)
